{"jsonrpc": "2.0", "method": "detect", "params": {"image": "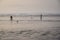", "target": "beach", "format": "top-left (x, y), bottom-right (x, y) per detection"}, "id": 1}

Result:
top-left (0, 16), bottom-right (60, 40)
